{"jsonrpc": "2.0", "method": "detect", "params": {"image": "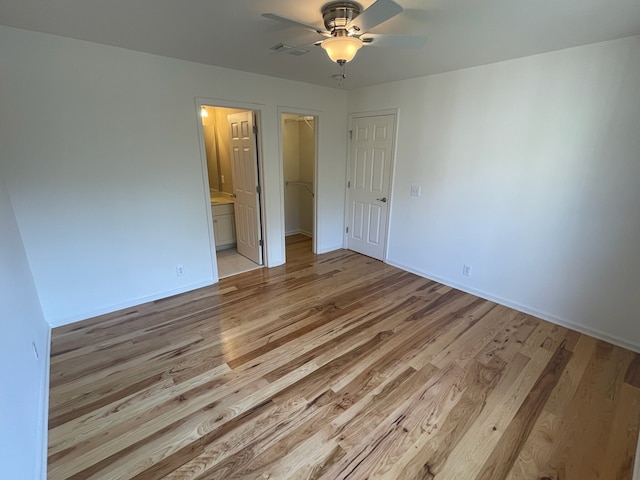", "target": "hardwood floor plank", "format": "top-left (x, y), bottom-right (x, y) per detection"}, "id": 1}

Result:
top-left (543, 334), bottom-right (597, 416)
top-left (332, 364), bottom-right (441, 451)
top-left (475, 313), bottom-right (539, 366)
top-left (599, 383), bottom-right (640, 479)
top-left (321, 363), bottom-right (468, 480)
top-left (391, 358), bottom-right (505, 479)
top-left (164, 396), bottom-right (313, 479)
top-left (562, 342), bottom-right (637, 479)
top-left (433, 350), bottom-right (547, 479)
top-left (474, 343), bottom-right (572, 480)
top-left (47, 236), bottom-right (640, 479)
top-left (625, 353), bottom-right (640, 388)
top-left (508, 340), bottom-right (637, 480)
top-left (48, 364), bottom-right (230, 458)
top-left (407, 298), bottom-right (497, 371)
top-left (199, 392), bottom-right (342, 479)
top-left (430, 304), bottom-right (517, 369)
top-left (504, 335), bottom-right (598, 479)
